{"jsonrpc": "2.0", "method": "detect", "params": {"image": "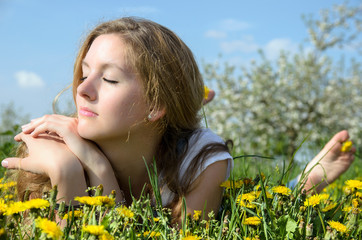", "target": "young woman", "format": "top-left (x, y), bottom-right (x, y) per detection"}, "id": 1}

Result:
top-left (2, 17), bottom-right (356, 222)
